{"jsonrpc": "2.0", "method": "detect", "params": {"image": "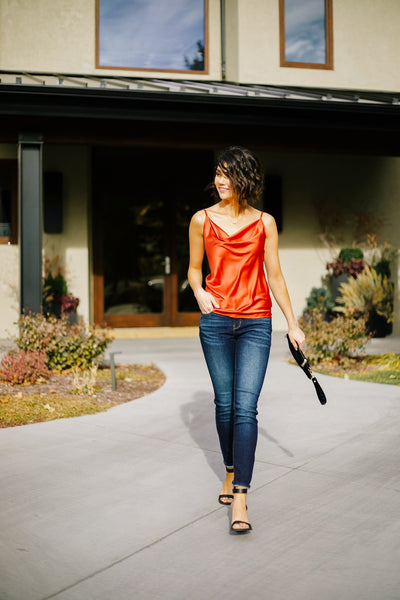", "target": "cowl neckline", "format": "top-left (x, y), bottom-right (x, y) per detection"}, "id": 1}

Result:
top-left (205, 209), bottom-right (263, 240)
